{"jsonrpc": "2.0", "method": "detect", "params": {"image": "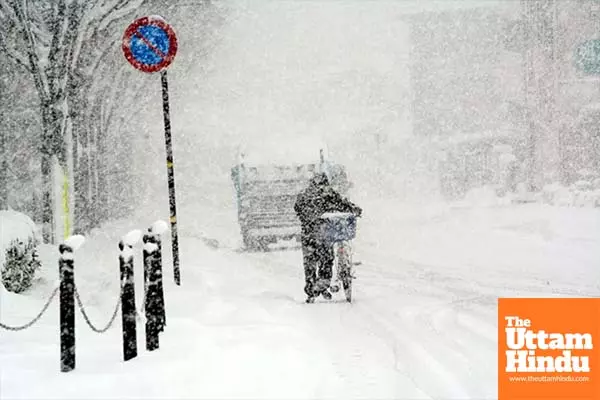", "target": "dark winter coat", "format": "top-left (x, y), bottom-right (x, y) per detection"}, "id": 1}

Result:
top-left (294, 173), bottom-right (362, 239)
